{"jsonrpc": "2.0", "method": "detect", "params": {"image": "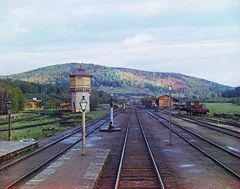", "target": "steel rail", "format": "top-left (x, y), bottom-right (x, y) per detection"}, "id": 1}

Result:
top-left (0, 112), bottom-right (113, 171)
top-left (0, 120), bottom-right (62, 131)
top-left (152, 111), bottom-right (240, 158)
top-left (0, 115), bottom-right (80, 131)
top-left (146, 110), bottom-right (240, 179)
top-left (135, 109), bottom-right (165, 189)
top-left (114, 113), bottom-right (130, 189)
top-left (114, 108), bottom-right (165, 189)
top-left (0, 114), bottom-right (46, 126)
top-left (3, 111), bottom-right (120, 189)
top-left (189, 115), bottom-right (240, 127)
top-left (159, 110), bottom-right (240, 139)
top-left (180, 116), bottom-right (240, 134)
top-left (163, 110), bottom-right (240, 138)
top-left (179, 116), bottom-right (240, 138)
